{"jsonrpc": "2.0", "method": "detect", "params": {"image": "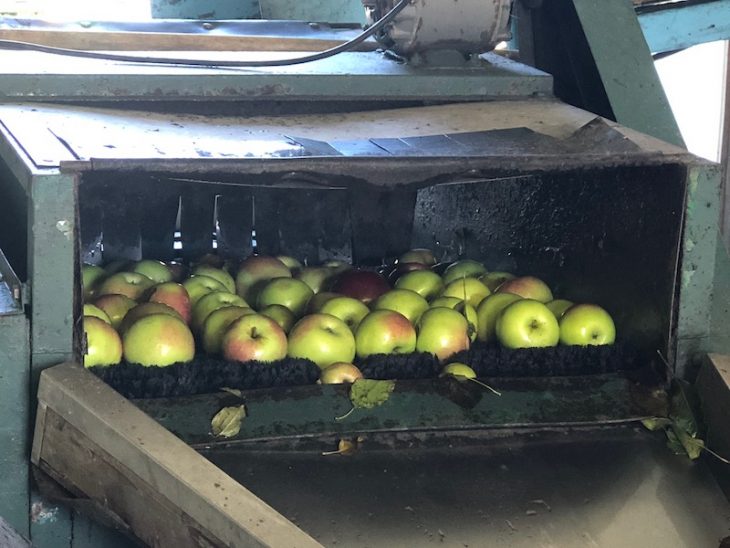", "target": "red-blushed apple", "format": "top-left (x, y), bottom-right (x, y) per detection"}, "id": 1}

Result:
top-left (394, 270), bottom-right (445, 301)
top-left (166, 261), bottom-right (188, 282)
top-left (442, 260), bottom-right (487, 285)
top-left (222, 314), bottom-right (288, 363)
top-left (235, 256), bottom-right (291, 302)
top-left (83, 304), bottom-right (111, 324)
top-left (296, 267), bottom-right (338, 294)
top-left (97, 272), bottom-right (154, 301)
top-left (123, 314), bottom-right (195, 366)
top-left (131, 259), bottom-right (173, 284)
top-left (191, 265), bottom-right (236, 294)
top-left (495, 299), bottom-right (559, 349)
top-left (479, 271), bottom-right (516, 292)
top-left (355, 310), bottom-right (417, 359)
top-left (319, 296), bottom-right (370, 332)
top-left (146, 282), bottom-right (192, 324)
top-left (546, 299), bottom-right (574, 319)
top-left (257, 278), bottom-right (314, 318)
top-left (182, 275), bottom-right (227, 305)
top-left (440, 278), bottom-right (491, 308)
top-left (387, 262), bottom-right (430, 284)
top-left (276, 255), bottom-right (303, 273)
top-left (201, 306), bottom-right (256, 355)
top-left (119, 302), bottom-right (183, 336)
top-left (372, 289), bottom-right (429, 325)
top-left (83, 316), bottom-right (122, 367)
top-left (559, 304), bottom-right (616, 346)
top-left (287, 313), bottom-right (356, 369)
top-left (319, 362), bottom-right (364, 384)
top-left (440, 362), bottom-right (477, 379)
top-left (82, 264), bottom-right (106, 300)
top-left (331, 270), bottom-right (390, 304)
top-left (191, 291), bottom-right (248, 332)
top-left (260, 304), bottom-right (296, 334)
top-left (94, 294), bottom-right (137, 330)
top-left (398, 248), bottom-right (437, 266)
top-left (416, 307), bottom-right (471, 362)
top-left (475, 293), bottom-right (522, 343)
top-left (497, 276), bottom-right (553, 303)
